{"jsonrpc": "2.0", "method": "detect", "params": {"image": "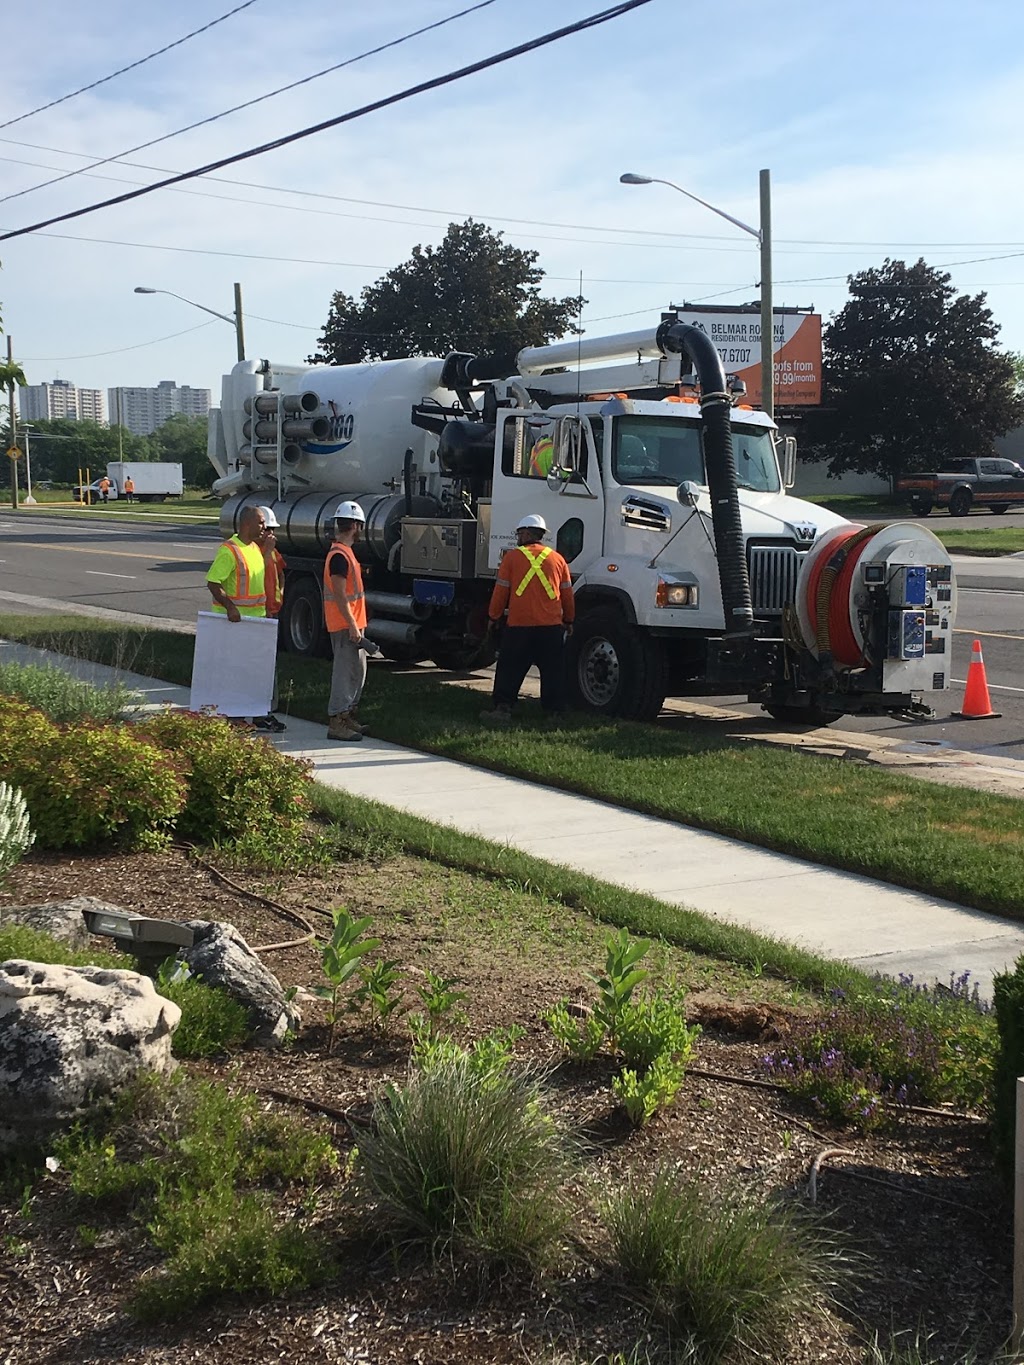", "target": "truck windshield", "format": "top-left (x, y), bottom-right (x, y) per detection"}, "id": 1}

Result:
top-left (611, 416), bottom-right (780, 492)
